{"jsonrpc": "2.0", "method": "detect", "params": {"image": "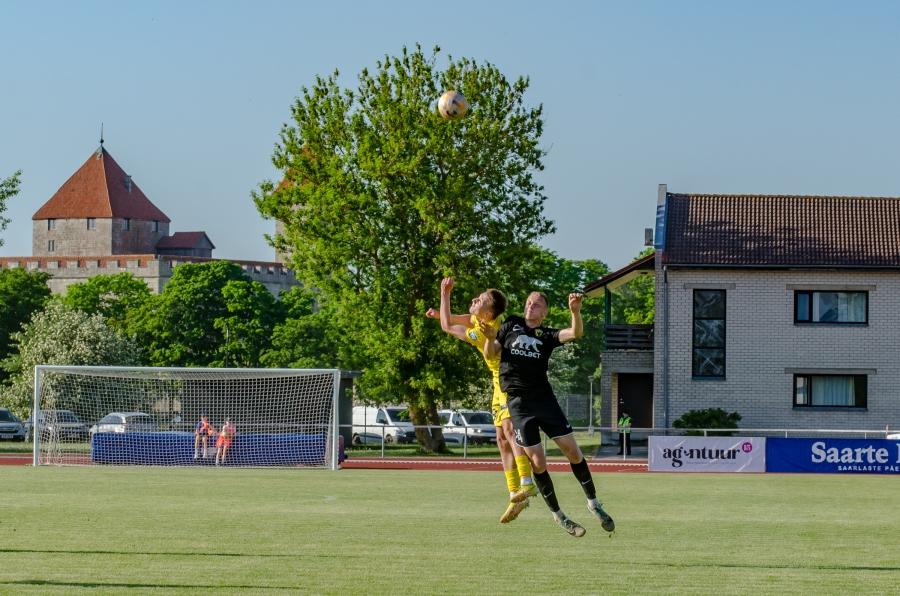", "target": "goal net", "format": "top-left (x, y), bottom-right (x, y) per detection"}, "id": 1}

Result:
top-left (31, 366), bottom-right (341, 469)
